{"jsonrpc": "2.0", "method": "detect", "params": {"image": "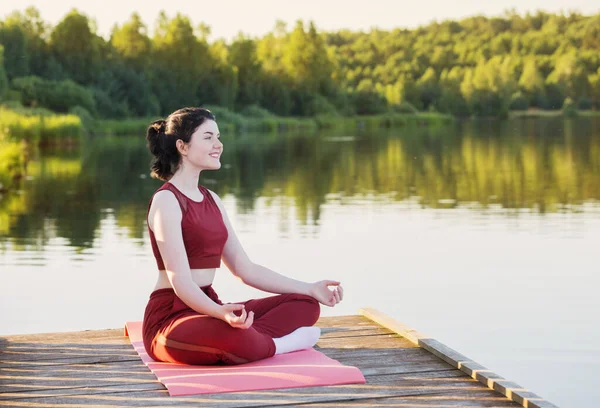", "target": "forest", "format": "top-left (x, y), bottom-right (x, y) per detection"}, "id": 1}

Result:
top-left (0, 7), bottom-right (599, 120)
